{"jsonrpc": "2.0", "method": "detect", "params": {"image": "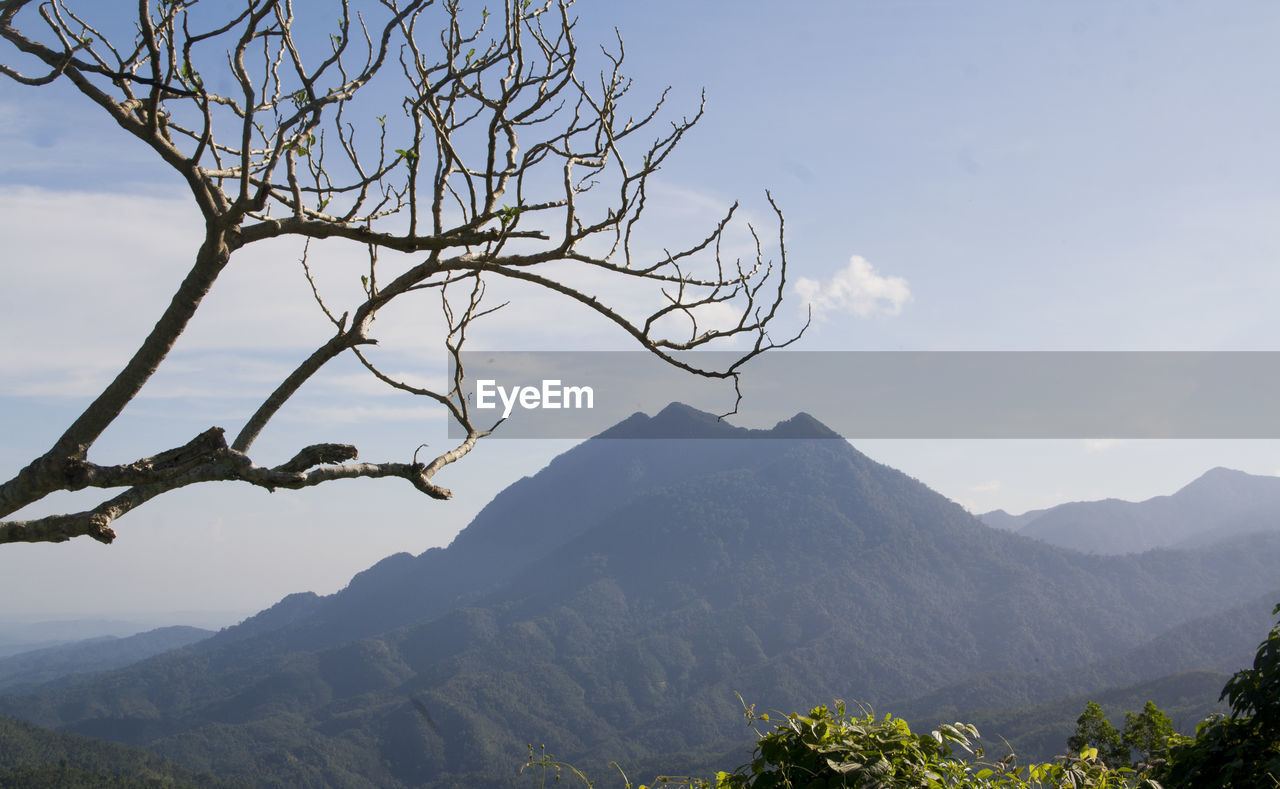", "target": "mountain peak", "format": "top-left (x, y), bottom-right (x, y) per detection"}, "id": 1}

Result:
top-left (595, 402), bottom-right (746, 438)
top-left (1175, 467), bottom-right (1280, 502)
top-left (595, 403), bottom-right (844, 440)
top-left (990, 466), bottom-right (1280, 555)
top-left (1187, 466), bottom-right (1252, 485)
top-left (769, 411), bottom-right (843, 439)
